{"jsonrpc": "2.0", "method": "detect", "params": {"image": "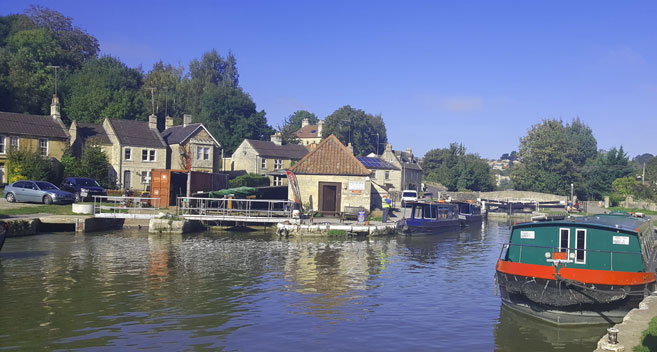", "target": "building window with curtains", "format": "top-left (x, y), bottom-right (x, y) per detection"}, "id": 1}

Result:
top-left (9, 136), bottom-right (19, 151)
top-left (273, 176), bottom-right (282, 186)
top-left (38, 139), bottom-right (48, 157)
top-left (0, 135), bottom-right (5, 154)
